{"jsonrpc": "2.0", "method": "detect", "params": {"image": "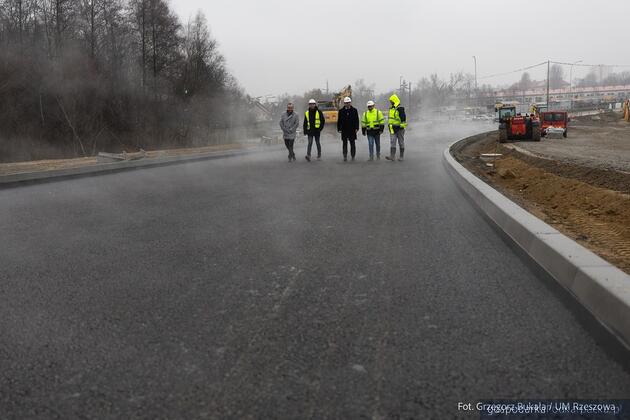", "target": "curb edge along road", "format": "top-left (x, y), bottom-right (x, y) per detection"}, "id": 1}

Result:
top-left (443, 136), bottom-right (630, 350)
top-left (0, 146), bottom-right (277, 188)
